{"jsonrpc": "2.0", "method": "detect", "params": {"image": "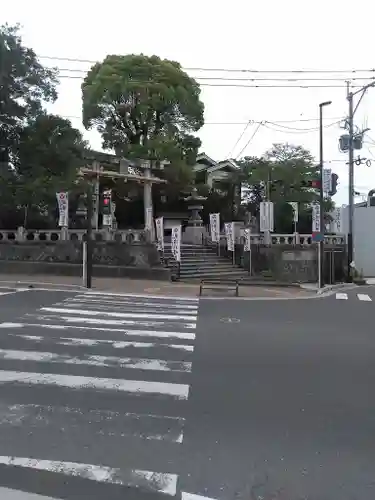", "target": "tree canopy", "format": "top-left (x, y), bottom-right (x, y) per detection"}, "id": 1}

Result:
top-left (0, 24), bottom-right (88, 228)
top-left (0, 24), bottom-right (58, 162)
top-left (81, 54), bottom-right (204, 164)
top-left (237, 143), bottom-right (334, 233)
